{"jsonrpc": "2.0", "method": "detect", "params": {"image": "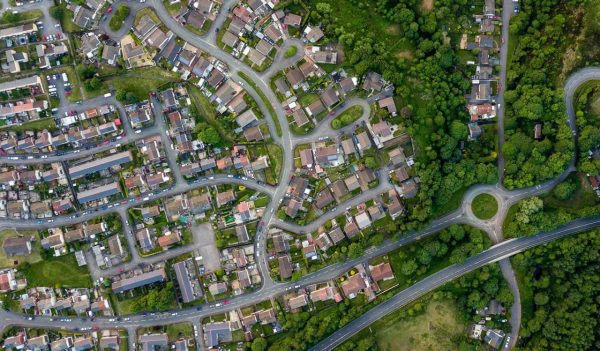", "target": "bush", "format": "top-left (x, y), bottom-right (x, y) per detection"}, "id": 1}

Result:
top-left (109, 4), bottom-right (130, 31)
